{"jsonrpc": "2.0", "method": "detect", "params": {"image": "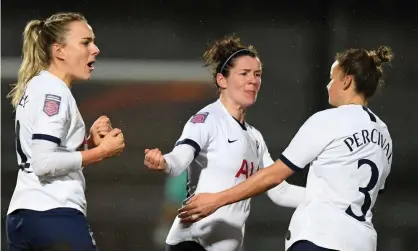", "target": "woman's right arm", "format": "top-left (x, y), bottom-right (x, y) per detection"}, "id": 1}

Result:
top-left (145, 111), bottom-right (214, 176)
